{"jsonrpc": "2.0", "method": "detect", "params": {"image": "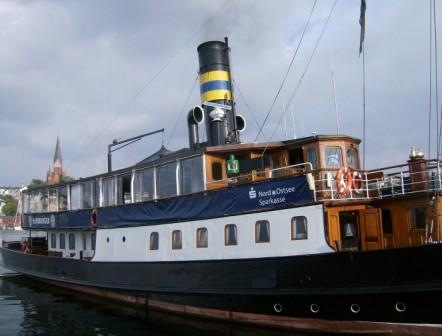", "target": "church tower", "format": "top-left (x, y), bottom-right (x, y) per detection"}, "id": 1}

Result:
top-left (47, 135), bottom-right (65, 185)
